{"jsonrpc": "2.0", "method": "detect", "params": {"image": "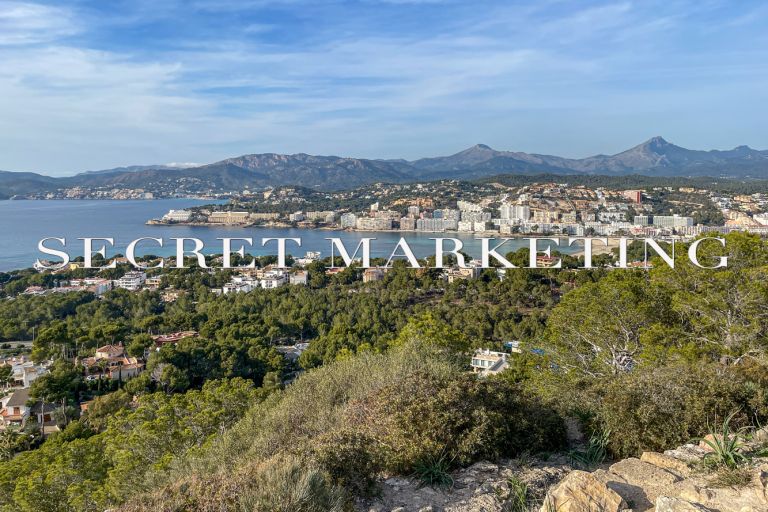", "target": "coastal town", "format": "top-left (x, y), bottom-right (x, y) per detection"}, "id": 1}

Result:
top-left (150, 180), bottom-right (768, 239)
